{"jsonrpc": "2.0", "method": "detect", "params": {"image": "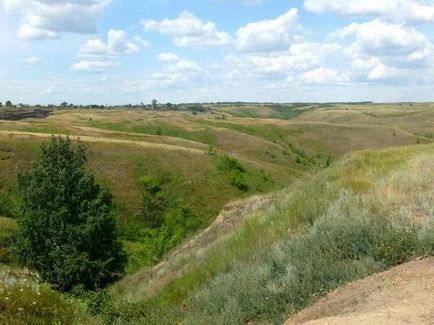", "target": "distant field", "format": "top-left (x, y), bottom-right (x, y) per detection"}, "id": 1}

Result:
top-left (0, 103), bottom-right (433, 272)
